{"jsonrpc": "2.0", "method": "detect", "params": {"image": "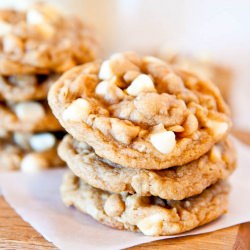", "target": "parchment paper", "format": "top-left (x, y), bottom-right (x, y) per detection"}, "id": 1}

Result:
top-left (0, 137), bottom-right (249, 250)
